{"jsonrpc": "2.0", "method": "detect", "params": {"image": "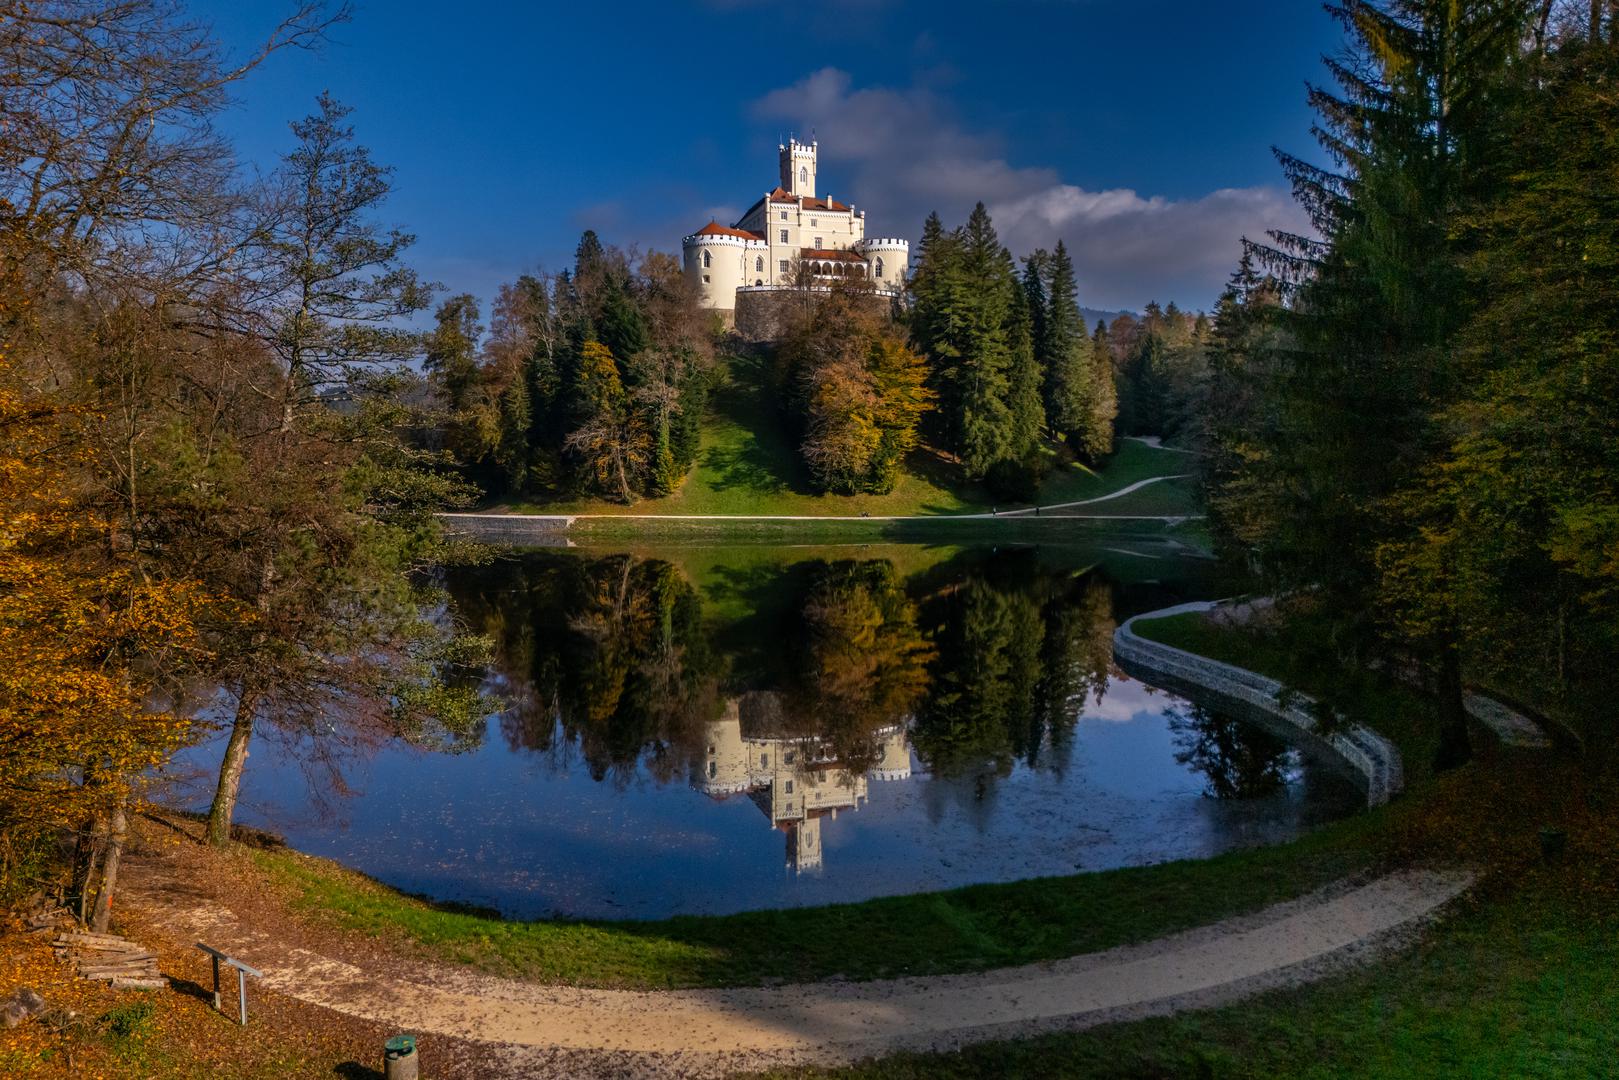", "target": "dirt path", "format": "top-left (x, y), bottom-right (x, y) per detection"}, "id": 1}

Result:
top-left (134, 867), bottom-right (1471, 1077)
